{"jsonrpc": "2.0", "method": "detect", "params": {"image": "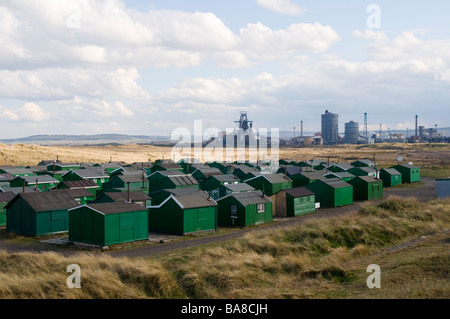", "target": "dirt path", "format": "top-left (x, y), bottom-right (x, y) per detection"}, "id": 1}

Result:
top-left (0, 177), bottom-right (438, 258)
